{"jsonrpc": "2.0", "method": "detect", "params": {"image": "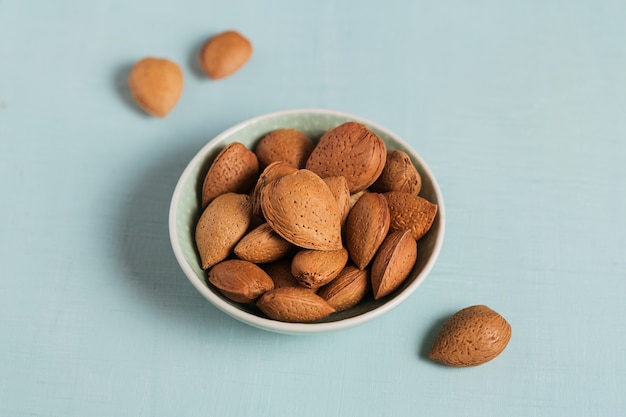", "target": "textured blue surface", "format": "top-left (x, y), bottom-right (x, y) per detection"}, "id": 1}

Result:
top-left (1, 1), bottom-right (625, 416)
